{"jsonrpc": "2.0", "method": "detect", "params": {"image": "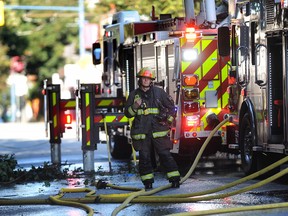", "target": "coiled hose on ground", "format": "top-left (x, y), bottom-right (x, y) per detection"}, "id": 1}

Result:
top-left (2, 116), bottom-right (288, 216)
